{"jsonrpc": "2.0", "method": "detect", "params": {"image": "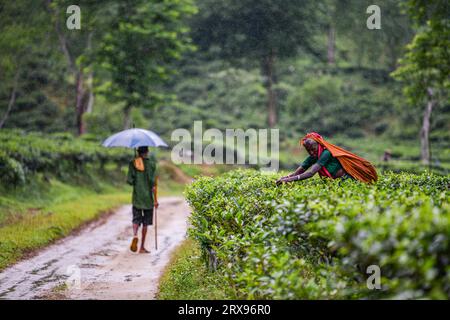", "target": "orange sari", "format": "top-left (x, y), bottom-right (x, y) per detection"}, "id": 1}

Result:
top-left (301, 132), bottom-right (378, 184)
